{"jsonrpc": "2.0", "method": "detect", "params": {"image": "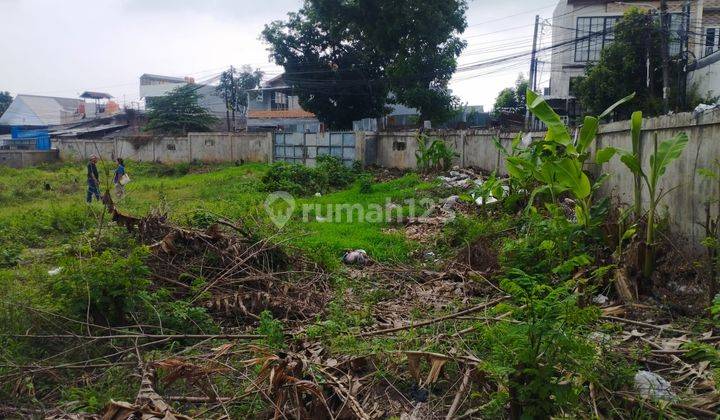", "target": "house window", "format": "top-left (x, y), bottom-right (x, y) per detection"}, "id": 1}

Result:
top-left (272, 92), bottom-right (289, 111)
top-left (167, 143), bottom-right (176, 151)
top-left (574, 16), bottom-right (619, 62)
top-left (205, 139), bottom-right (215, 146)
top-left (705, 27), bottom-right (720, 57)
top-left (668, 13), bottom-right (684, 56)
